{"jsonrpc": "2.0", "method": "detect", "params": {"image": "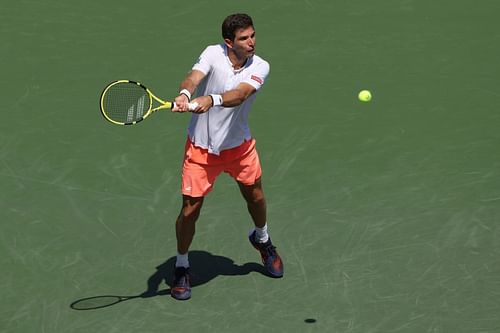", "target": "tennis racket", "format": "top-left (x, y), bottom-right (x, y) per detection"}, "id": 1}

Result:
top-left (100, 80), bottom-right (198, 125)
